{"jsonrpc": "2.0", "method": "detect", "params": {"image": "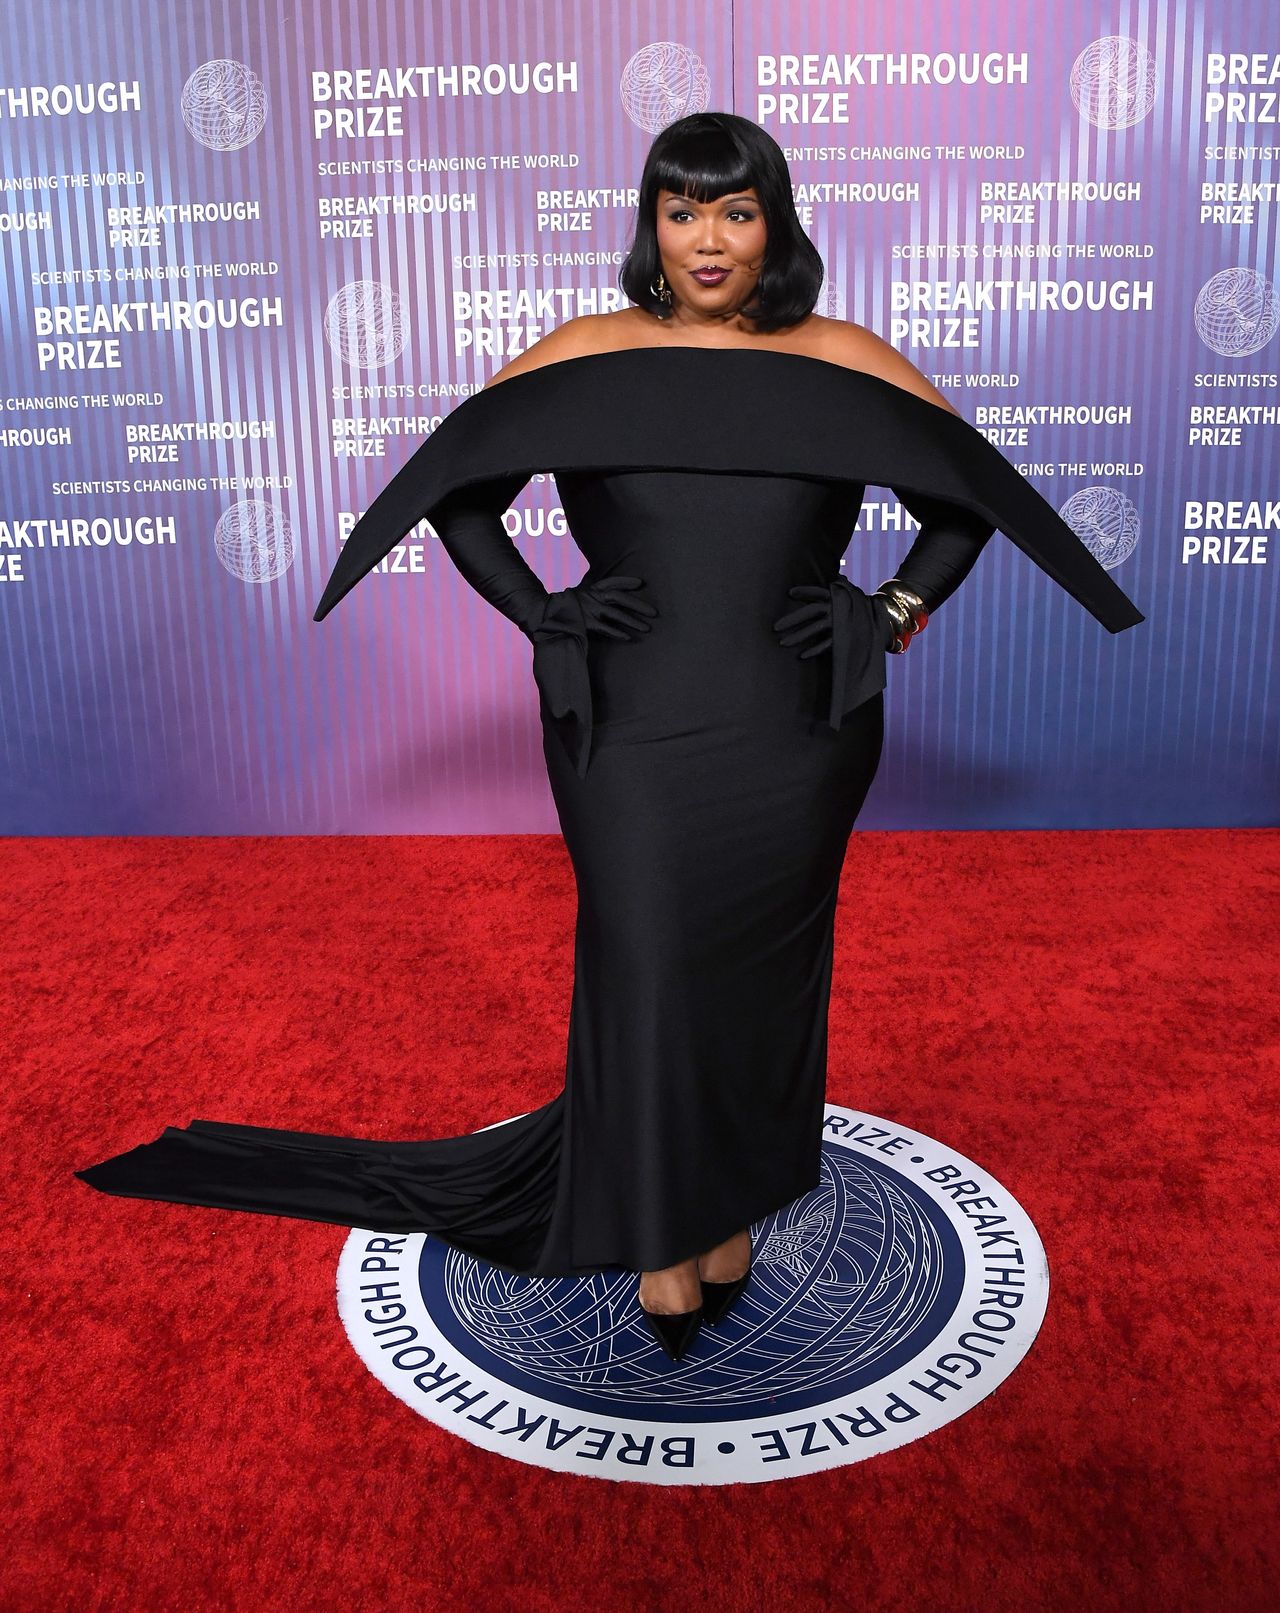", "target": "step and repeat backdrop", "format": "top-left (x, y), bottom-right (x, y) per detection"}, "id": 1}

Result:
top-left (1, 1), bottom-right (1276, 832)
